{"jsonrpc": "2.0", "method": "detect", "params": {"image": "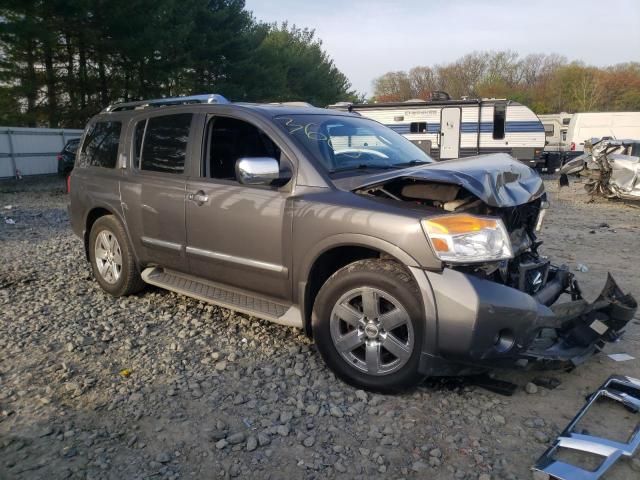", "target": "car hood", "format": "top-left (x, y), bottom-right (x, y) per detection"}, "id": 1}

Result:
top-left (333, 153), bottom-right (545, 207)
